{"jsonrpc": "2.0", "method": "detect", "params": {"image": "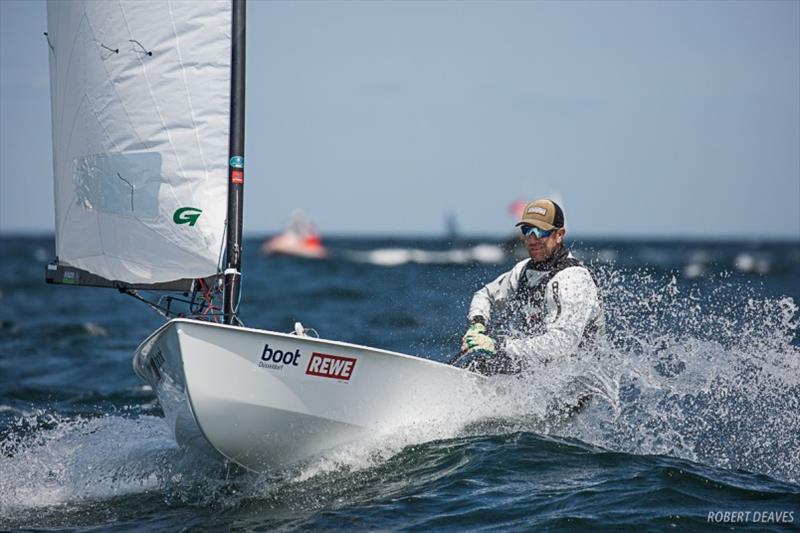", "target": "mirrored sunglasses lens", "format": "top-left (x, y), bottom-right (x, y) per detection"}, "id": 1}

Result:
top-left (521, 225), bottom-right (552, 238)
